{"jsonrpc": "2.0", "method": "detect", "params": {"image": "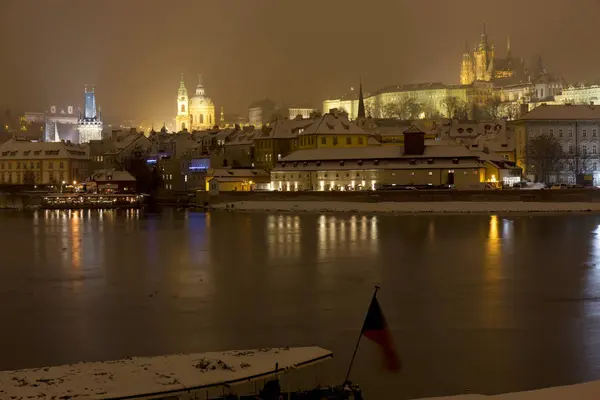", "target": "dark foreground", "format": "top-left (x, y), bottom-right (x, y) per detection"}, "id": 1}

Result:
top-left (1, 209), bottom-right (600, 399)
